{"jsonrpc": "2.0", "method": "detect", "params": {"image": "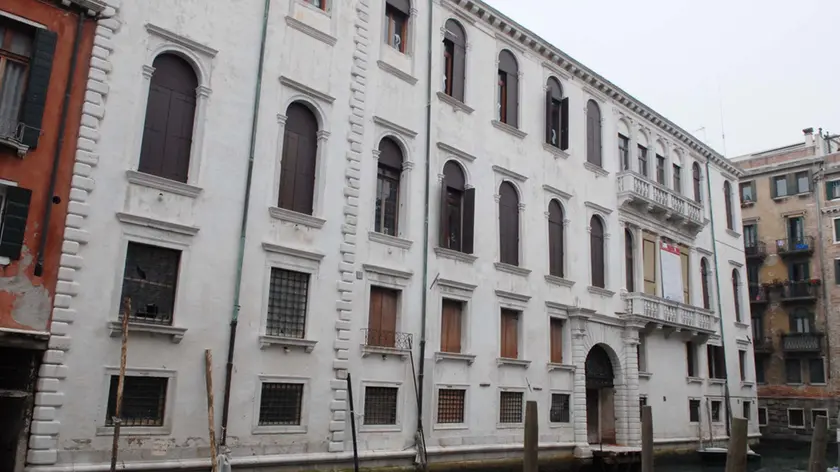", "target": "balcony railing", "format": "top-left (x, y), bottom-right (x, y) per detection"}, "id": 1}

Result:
top-left (748, 284), bottom-right (768, 304)
top-left (776, 236), bottom-right (815, 257)
top-left (782, 332), bottom-right (823, 353)
top-left (616, 171), bottom-right (704, 230)
top-left (752, 336), bottom-right (774, 354)
top-left (362, 328), bottom-right (413, 350)
top-left (781, 281), bottom-right (819, 302)
top-left (622, 292), bottom-right (716, 334)
top-left (744, 241), bottom-right (767, 260)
